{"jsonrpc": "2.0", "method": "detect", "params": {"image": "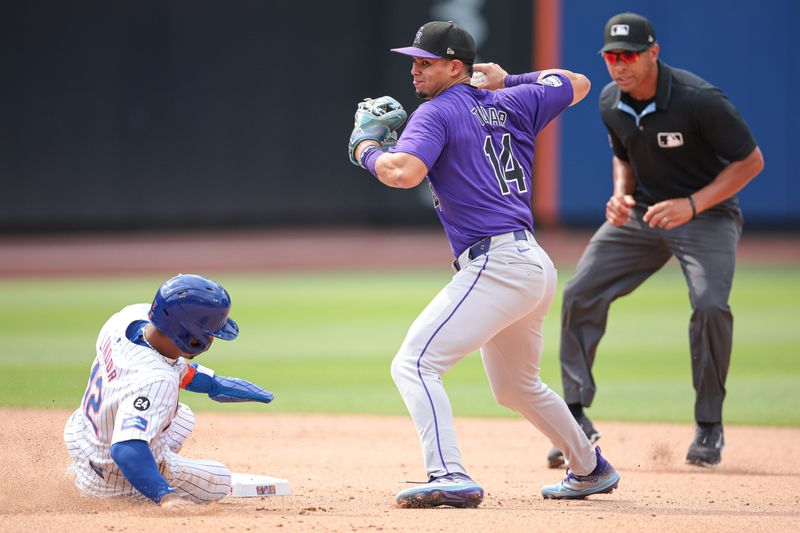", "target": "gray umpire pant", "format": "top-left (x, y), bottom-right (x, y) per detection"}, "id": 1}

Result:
top-left (559, 207), bottom-right (742, 423)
